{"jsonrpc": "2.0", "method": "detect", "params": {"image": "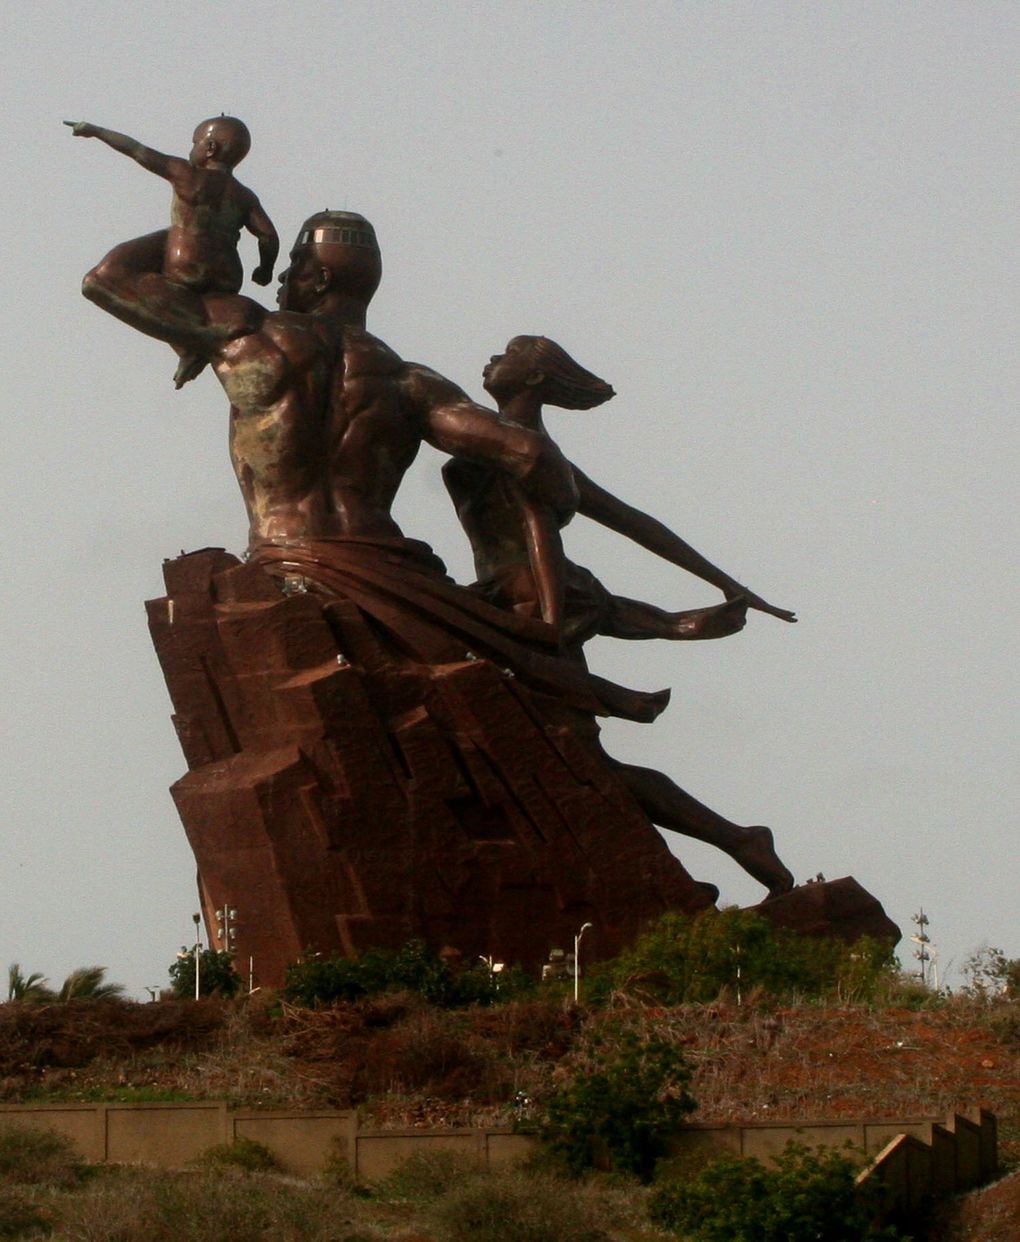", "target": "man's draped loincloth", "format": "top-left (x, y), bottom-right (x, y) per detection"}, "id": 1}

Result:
top-left (250, 535), bottom-right (669, 723)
